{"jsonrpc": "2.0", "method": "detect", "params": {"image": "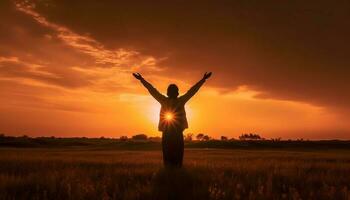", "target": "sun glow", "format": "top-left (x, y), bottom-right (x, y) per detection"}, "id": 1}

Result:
top-left (165, 112), bottom-right (174, 121)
